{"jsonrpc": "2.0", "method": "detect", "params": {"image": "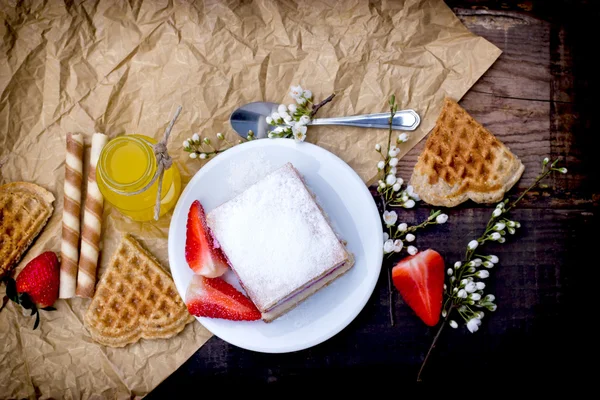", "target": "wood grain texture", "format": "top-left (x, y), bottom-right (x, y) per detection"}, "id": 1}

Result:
top-left (148, 0), bottom-right (597, 390)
